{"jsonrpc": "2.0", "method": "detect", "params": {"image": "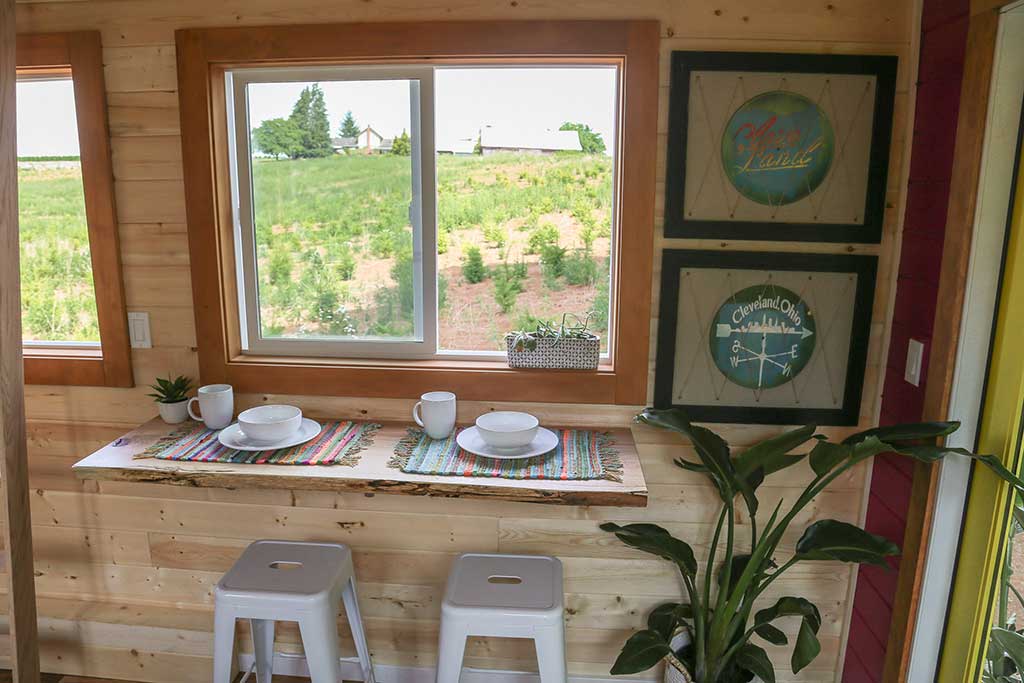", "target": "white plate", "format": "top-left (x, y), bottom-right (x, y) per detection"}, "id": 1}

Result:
top-left (456, 426), bottom-right (559, 460)
top-left (217, 418), bottom-right (322, 452)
